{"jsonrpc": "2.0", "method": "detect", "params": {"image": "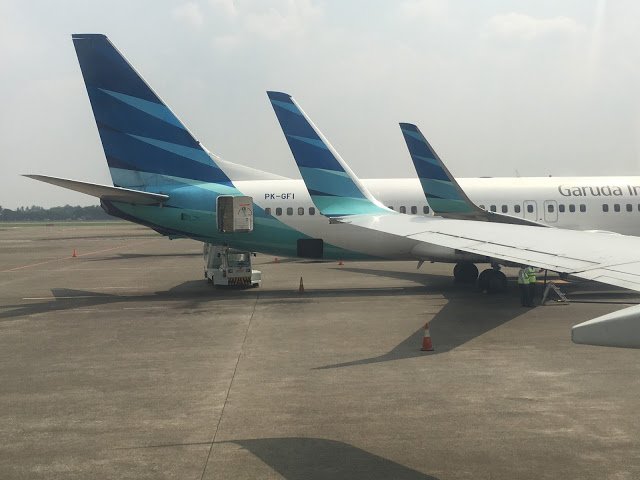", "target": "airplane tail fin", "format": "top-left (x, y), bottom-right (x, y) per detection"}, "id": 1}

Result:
top-left (72, 34), bottom-right (232, 190)
top-left (267, 91), bottom-right (387, 217)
